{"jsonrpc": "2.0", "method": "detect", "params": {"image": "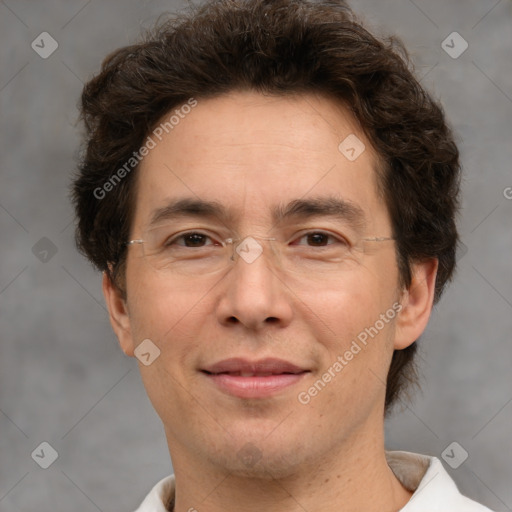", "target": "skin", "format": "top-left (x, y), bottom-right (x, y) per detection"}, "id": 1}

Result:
top-left (103, 91), bottom-right (438, 512)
